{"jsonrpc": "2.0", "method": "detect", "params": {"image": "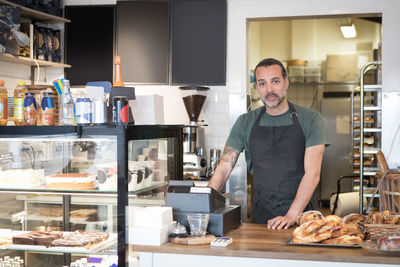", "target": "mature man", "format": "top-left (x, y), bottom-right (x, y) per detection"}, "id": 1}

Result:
top-left (208, 58), bottom-right (328, 229)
